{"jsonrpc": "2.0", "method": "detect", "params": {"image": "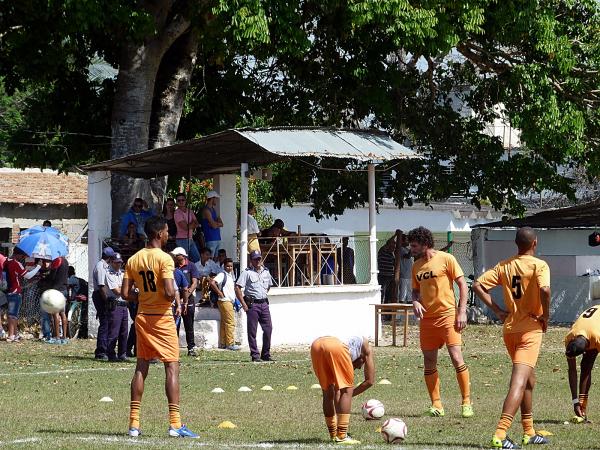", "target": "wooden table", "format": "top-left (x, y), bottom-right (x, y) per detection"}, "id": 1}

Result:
top-left (373, 303), bottom-right (414, 347)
